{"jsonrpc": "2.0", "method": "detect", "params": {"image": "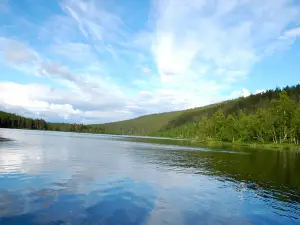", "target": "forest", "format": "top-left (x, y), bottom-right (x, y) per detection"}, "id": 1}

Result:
top-left (0, 111), bottom-right (48, 130)
top-left (153, 91), bottom-right (300, 145)
top-left (0, 111), bottom-right (105, 134)
top-left (102, 84), bottom-right (300, 137)
top-left (1, 84), bottom-right (300, 147)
